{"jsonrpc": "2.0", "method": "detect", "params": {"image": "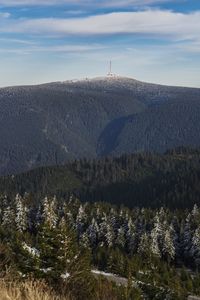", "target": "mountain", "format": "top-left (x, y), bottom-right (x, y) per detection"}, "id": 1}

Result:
top-left (1, 147), bottom-right (200, 209)
top-left (98, 97), bottom-right (200, 155)
top-left (0, 76), bottom-right (200, 175)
